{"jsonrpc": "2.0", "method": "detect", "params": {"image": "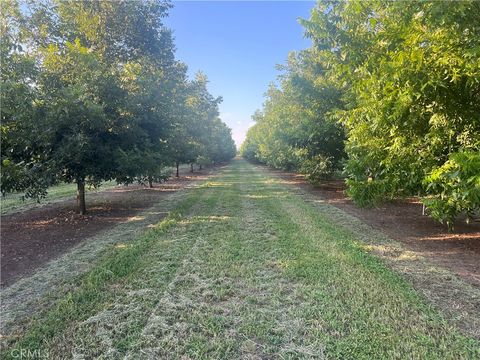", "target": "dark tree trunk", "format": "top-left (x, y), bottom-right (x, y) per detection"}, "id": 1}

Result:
top-left (176, 162), bottom-right (179, 177)
top-left (148, 176), bottom-right (153, 188)
top-left (76, 179), bottom-right (87, 215)
top-left (190, 163), bottom-right (194, 173)
top-left (199, 164), bottom-right (202, 170)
